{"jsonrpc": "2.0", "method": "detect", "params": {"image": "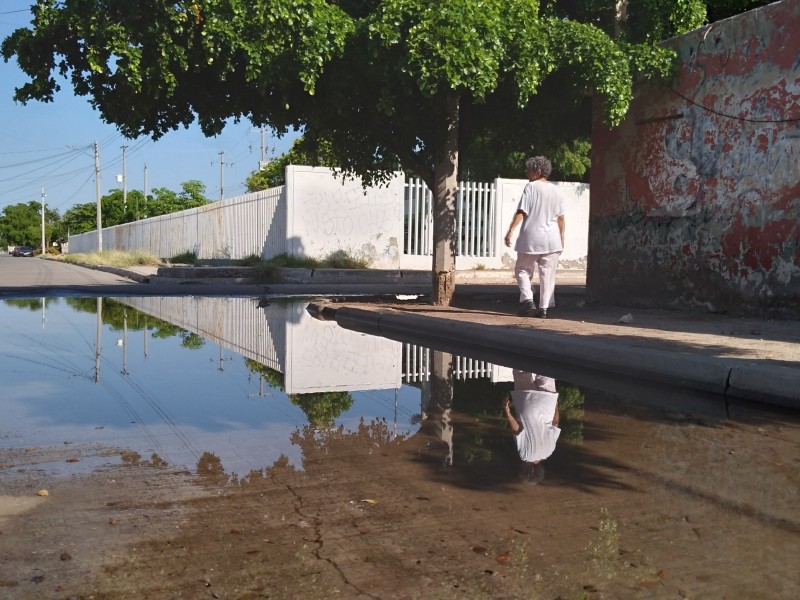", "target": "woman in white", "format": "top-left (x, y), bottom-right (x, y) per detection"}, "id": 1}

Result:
top-left (501, 370), bottom-right (560, 482)
top-left (504, 156), bottom-right (565, 318)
